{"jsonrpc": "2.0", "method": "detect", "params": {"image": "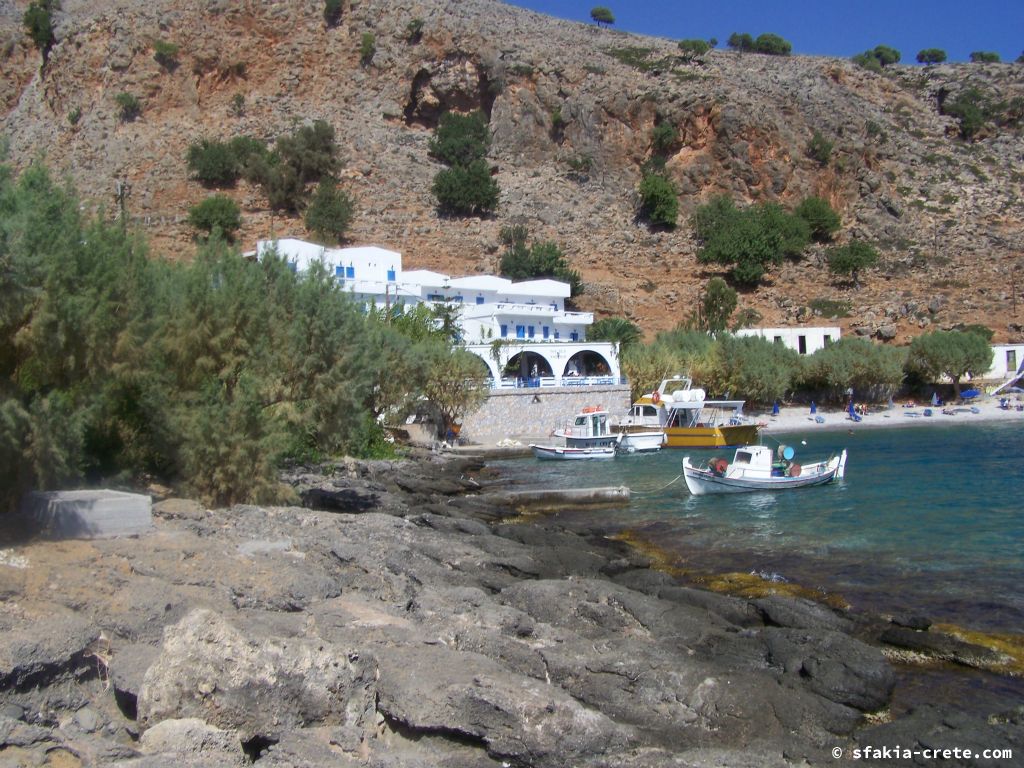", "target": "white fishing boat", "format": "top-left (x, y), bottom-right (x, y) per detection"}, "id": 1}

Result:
top-left (682, 444), bottom-right (847, 495)
top-left (531, 406), bottom-right (622, 460)
top-left (611, 402), bottom-right (665, 453)
top-left (616, 429), bottom-right (665, 453)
